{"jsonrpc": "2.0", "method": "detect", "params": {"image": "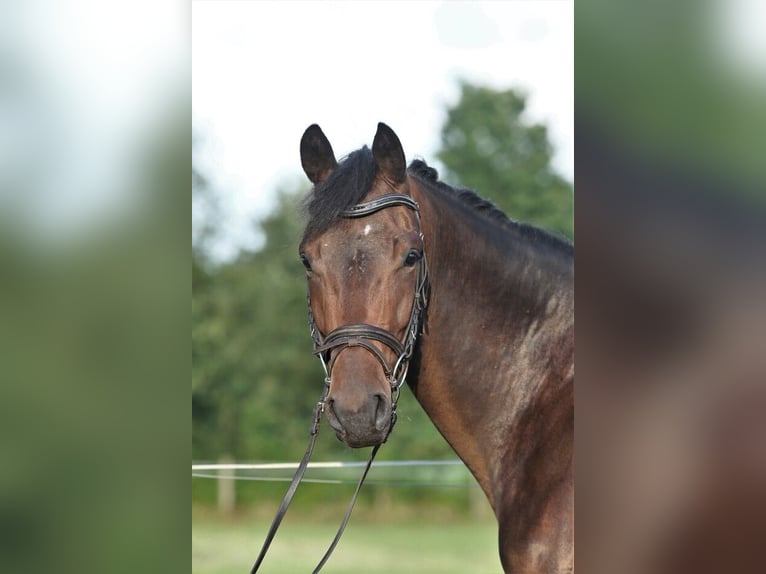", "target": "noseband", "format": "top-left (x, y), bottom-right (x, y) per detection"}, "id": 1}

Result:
top-left (309, 193), bottom-right (429, 428)
top-left (251, 193), bottom-right (429, 573)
